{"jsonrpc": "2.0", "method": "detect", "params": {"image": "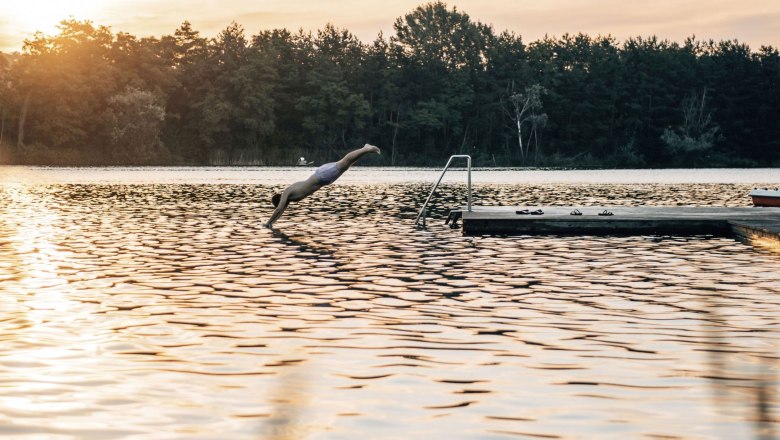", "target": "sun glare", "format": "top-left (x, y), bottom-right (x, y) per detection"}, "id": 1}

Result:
top-left (4, 0), bottom-right (105, 36)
